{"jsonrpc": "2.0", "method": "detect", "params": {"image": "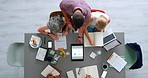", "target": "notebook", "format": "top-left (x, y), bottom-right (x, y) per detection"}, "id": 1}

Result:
top-left (84, 32), bottom-right (103, 47)
top-left (36, 47), bottom-right (47, 61)
top-left (41, 65), bottom-right (61, 77)
top-left (103, 29), bottom-right (121, 51)
top-left (76, 65), bottom-right (99, 78)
